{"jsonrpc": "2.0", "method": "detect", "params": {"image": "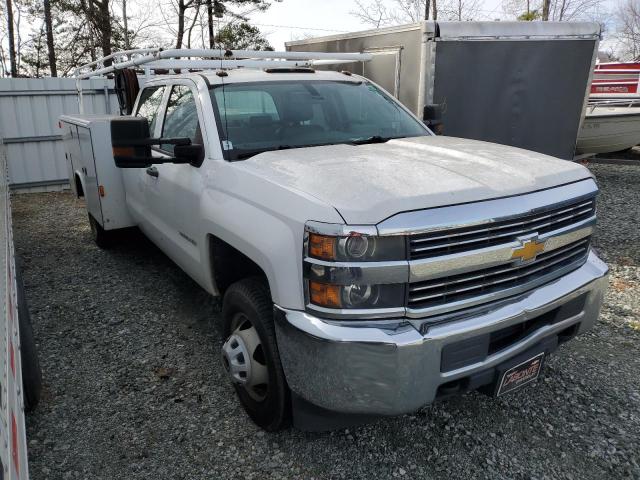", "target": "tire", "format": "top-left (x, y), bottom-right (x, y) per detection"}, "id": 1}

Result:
top-left (89, 214), bottom-right (114, 249)
top-left (221, 277), bottom-right (291, 431)
top-left (16, 266), bottom-right (42, 412)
